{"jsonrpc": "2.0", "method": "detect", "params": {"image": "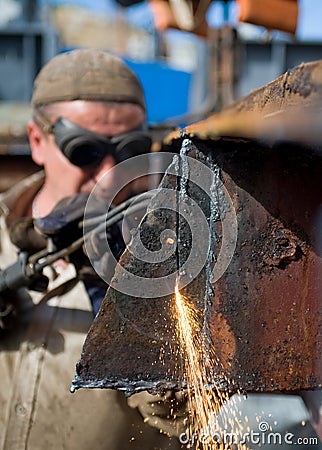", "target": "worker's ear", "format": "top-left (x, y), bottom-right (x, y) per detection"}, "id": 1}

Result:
top-left (28, 119), bottom-right (46, 166)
